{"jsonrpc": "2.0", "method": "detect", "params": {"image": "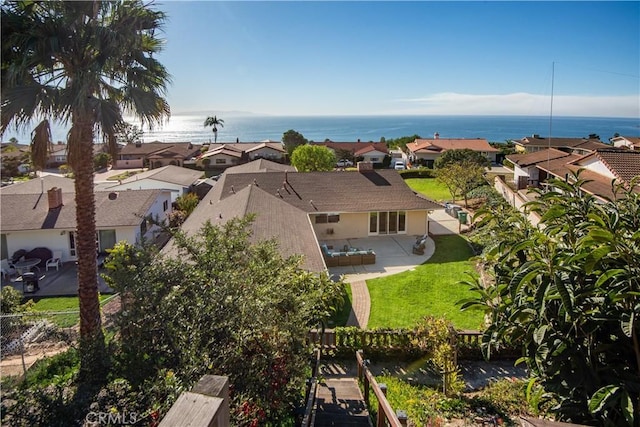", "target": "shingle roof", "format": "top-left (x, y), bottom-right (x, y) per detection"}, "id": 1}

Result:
top-left (408, 138), bottom-right (498, 153)
top-left (115, 165), bottom-right (204, 187)
top-left (225, 159), bottom-right (296, 174)
top-left (0, 175), bottom-right (76, 194)
top-left (1, 189), bottom-right (162, 231)
top-left (506, 148), bottom-right (572, 168)
top-left (218, 169), bottom-right (441, 213)
top-left (514, 136), bottom-right (610, 150)
top-left (313, 142), bottom-right (389, 155)
top-left (164, 178), bottom-right (325, 272)
top-left (119, 142), bottom-right (201, 158)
